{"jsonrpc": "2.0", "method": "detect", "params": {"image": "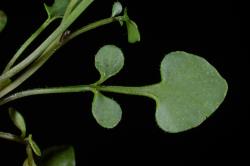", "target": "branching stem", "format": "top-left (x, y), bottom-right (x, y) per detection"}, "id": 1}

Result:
top-left (0, 0), bottom-right (94, 84)
top-left (3, 19), bottom-right (52, 73)
top-left (0, 16), bottom-right (123, 98)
